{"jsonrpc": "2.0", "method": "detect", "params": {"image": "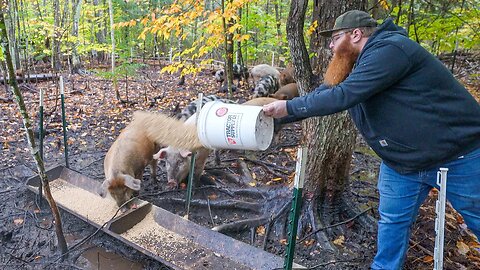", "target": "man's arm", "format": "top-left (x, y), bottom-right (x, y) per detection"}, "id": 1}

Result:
top-left (285, 42), bottom-right (412, 119)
